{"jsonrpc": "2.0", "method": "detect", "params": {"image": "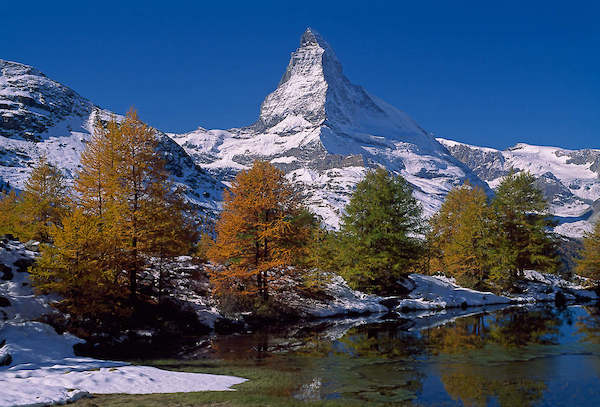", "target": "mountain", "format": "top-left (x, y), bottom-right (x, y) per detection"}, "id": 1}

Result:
top-left (438, 138), bottom-right (600, 238)
top-left (170, 28), bottom-right (487, 227)
top-left (0, 59), bottom-right (223, 214)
